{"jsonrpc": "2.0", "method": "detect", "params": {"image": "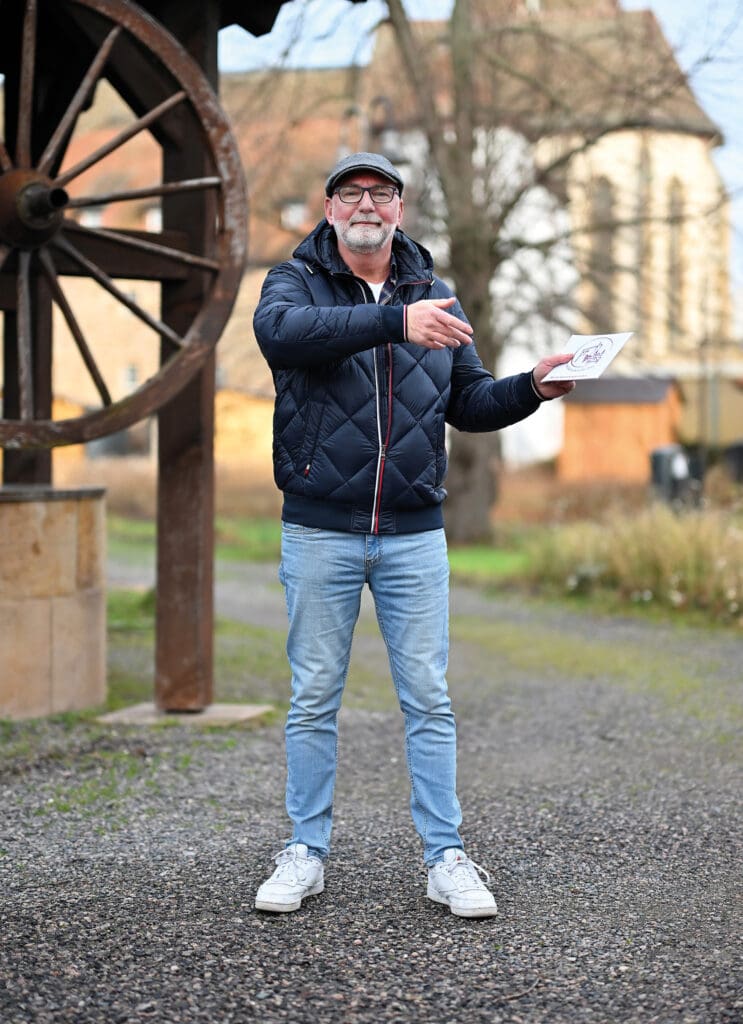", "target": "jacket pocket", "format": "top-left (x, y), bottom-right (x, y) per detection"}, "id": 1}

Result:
top-left (434, 413), bottom-right (448, 487)
top-left (294, 399), bottom-right (325, 479)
